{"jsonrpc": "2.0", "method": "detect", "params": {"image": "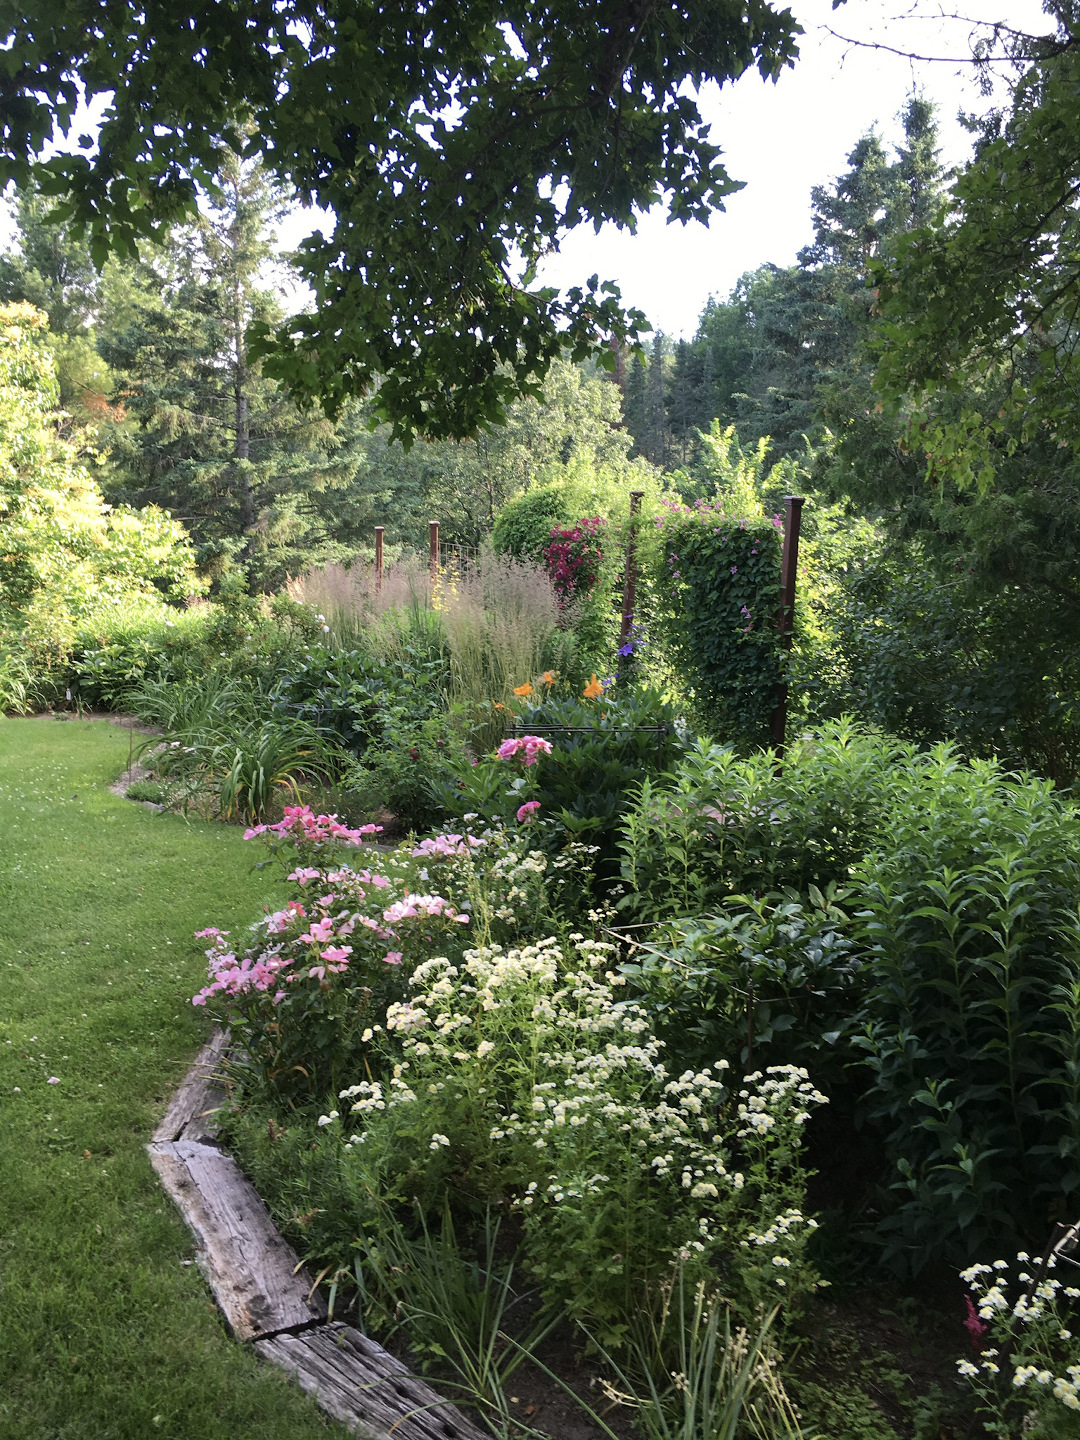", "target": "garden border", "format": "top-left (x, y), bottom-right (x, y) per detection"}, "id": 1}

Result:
top-left (148, 1030), bottom-right (489, 1440)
